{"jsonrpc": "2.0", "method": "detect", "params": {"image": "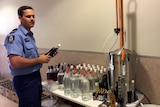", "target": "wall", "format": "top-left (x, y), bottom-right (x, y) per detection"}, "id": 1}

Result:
top-left (0, 45), bottom-right (160, 104)
top-left (136, 57), bottom-right (160, 104)
top-left (1, 0), bottom-right (160, 57)
top-left (0, 45), bottom-right (11, 79)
